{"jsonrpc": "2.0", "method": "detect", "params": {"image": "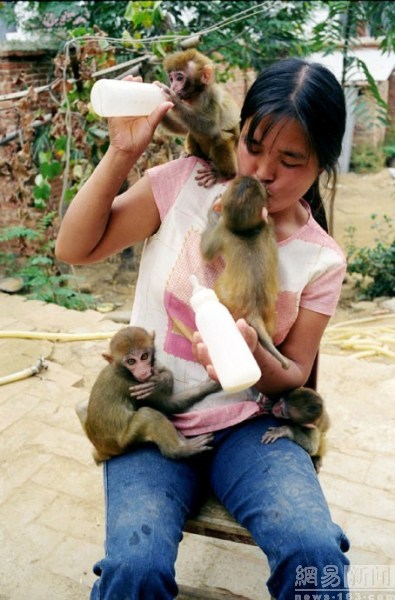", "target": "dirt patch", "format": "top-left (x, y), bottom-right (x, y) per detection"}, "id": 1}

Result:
top-left (332, 169), bottom-right (394, 252)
